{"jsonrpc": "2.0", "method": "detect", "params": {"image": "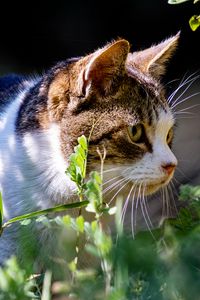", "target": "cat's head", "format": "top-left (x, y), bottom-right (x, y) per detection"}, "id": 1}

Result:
top-left (48, 33), bottom-right (180, 196)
